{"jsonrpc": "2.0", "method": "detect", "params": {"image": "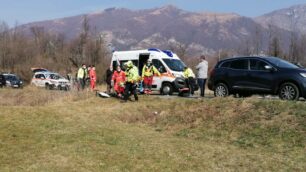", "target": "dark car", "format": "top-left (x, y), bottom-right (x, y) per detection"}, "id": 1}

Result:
top-left (0, 74), bottom-right (6, 87)
top-left (3, 74), bottom-right (23, 88)
top-left (208, 56), bottom-right (306, 100)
